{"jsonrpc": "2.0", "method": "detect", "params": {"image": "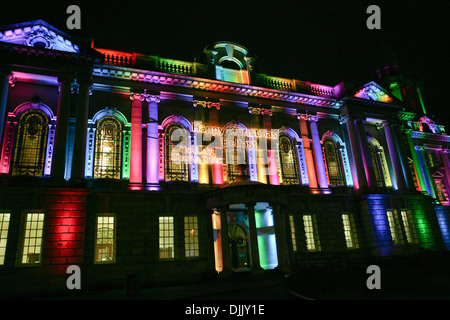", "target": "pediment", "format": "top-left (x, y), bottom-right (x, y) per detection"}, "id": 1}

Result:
top-left (354, 81), bottom-right (396, 104)
top-left (0, 20), bottom-right (86, 54)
